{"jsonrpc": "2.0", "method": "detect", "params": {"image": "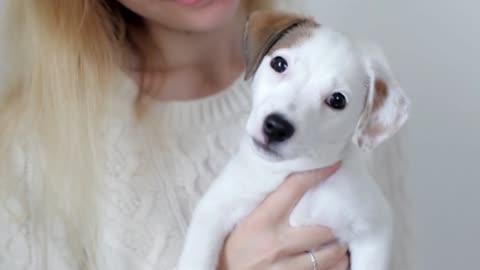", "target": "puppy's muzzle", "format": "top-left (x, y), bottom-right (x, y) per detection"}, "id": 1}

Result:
top-left (263, 113), bottom-right (295, 144)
